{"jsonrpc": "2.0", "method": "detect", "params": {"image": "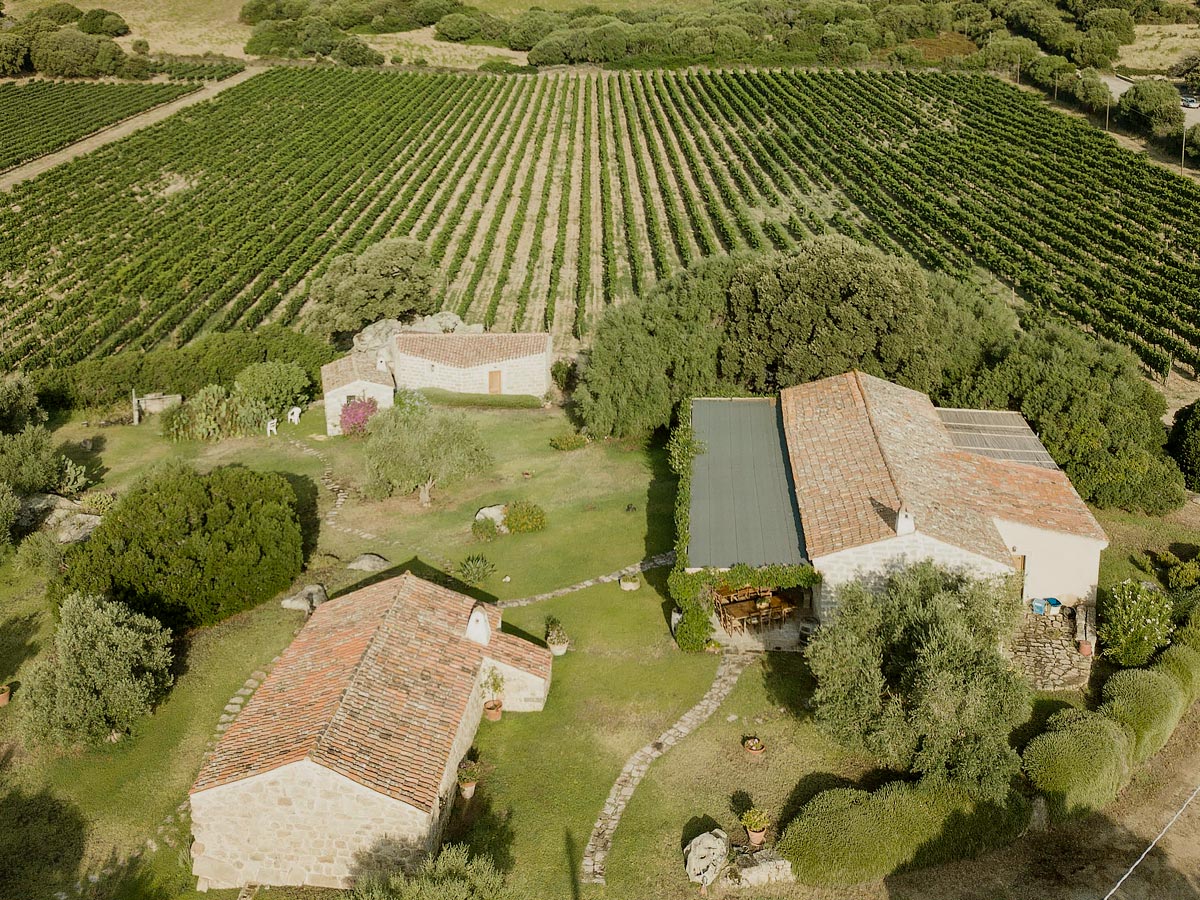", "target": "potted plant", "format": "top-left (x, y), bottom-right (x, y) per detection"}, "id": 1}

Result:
top-left (482, 667), bottom-right (505, 721)
top-left (457, 758), bottom-right (482, 799)
top-left (740, 807), bottom-right (770, 847)
top-left (0, 683), bottom-right (9, 707)
top-left (743, 735), bottom-right (765, 756)
top-left (545, 616), bottom-right (569, 656)
top-left (619, 572), bottom-right (641, 592)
